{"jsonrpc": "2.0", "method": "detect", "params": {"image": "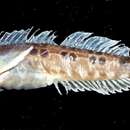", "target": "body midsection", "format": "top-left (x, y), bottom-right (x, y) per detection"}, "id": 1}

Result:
top-left (0, 45), bottom-right (130, 90)
top-left (38, 51), bottom-right (130, 81)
